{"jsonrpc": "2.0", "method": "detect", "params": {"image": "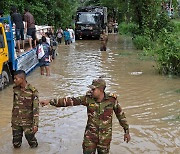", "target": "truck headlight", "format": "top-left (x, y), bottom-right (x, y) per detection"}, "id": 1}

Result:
top-left (89, 27), bottom-right (93, 30)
